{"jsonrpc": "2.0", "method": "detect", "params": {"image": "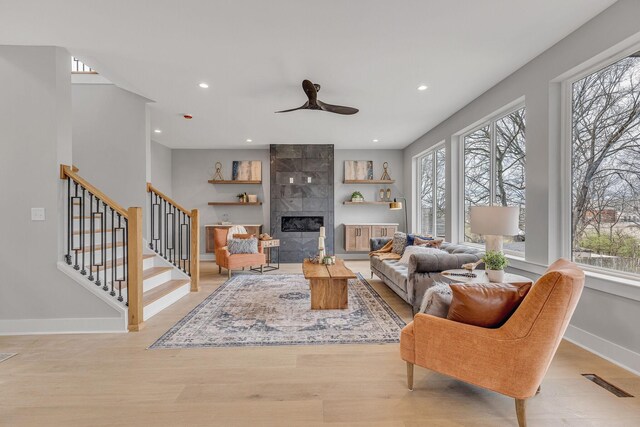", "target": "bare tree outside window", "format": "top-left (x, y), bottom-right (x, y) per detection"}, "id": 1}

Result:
top-left (463, 108), bottom-right (526, 253)
top-left (571, 51), bottom-right (640, 275)
top-left (418, 146), bottom-right (445, 237)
